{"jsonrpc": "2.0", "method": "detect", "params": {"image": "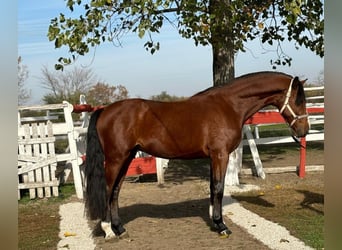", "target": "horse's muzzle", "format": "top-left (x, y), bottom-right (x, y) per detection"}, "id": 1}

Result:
top-left (292, 124), bottom-right (309, 138)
